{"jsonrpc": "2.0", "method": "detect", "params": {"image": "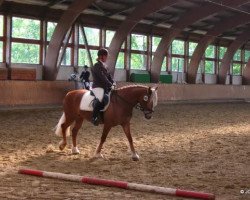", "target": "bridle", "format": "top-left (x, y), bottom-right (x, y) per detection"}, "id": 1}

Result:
top-left (112, 90), bottom-right (154, 114)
